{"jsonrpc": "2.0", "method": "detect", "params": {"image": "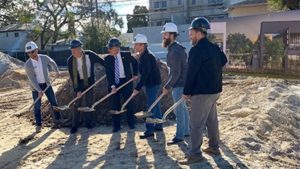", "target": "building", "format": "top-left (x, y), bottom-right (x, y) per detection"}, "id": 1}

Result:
top-left (227, 0), bottom-right (269, 17)
top-left (0, 23), bottom-right (38, 53)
